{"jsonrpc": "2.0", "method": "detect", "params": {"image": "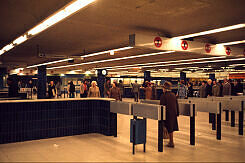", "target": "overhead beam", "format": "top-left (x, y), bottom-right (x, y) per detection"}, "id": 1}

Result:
top-left (129, 34), bottom-right (245, 57)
